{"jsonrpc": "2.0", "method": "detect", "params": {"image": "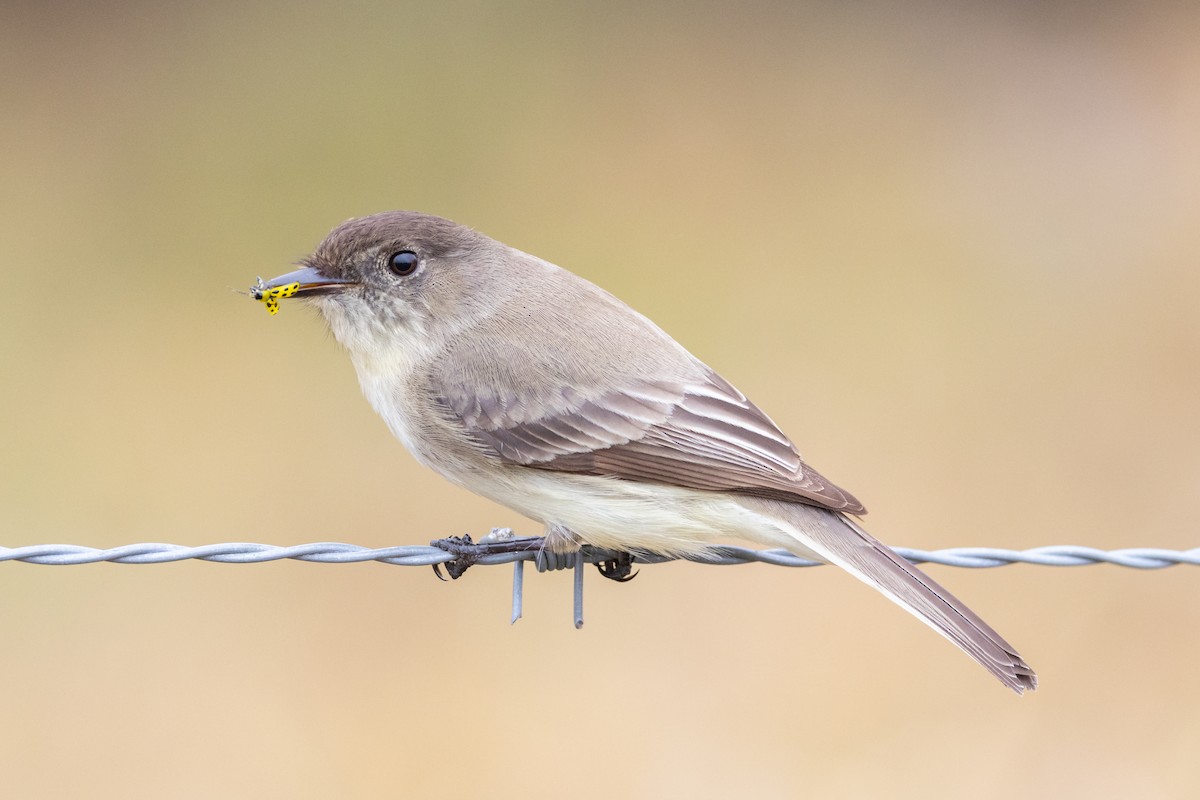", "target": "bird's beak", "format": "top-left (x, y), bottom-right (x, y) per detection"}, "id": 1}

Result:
top-left (250, 266), bottom-right (355, 315)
